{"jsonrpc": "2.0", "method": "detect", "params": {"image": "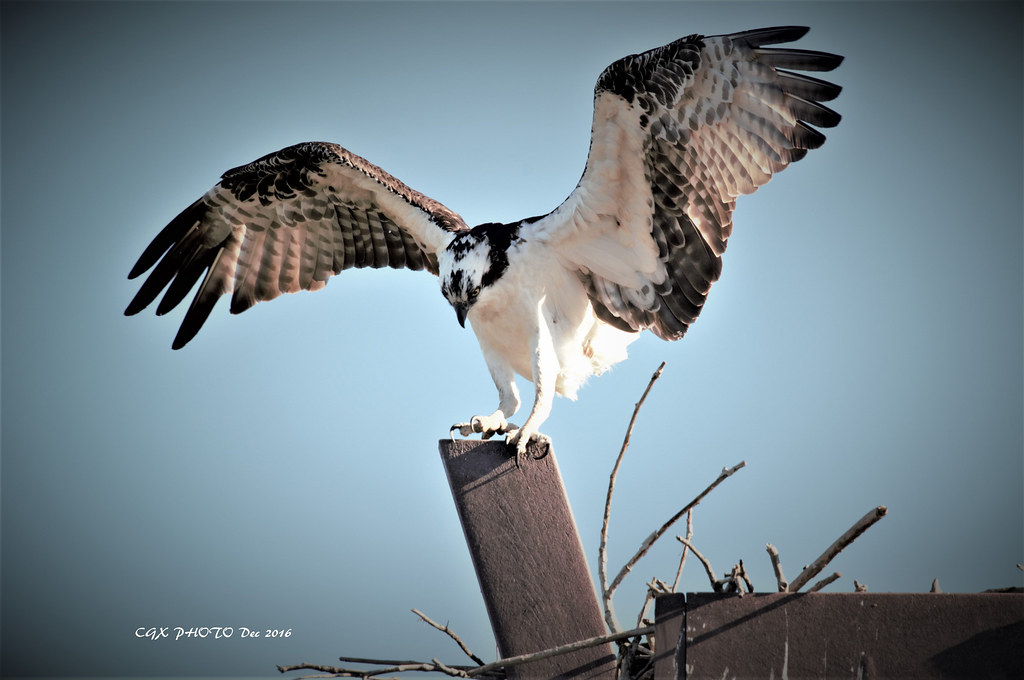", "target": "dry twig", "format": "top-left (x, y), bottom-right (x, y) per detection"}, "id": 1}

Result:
top-left (788, 506), bottom-right (887, 592)
top-left (806, 572), bottom-right (841, 593)
top-left (671, 509), bottom-right (694, 591)
top-left (719, 561), bottom-right (753, 596)
top-left (278, 659), bottom-right (476, 679)
top-left (765, 543), bottom-right (789, 592)
top-left (725, 564), bottom-right (745, 596)
top-left (737, 560), bottom-right (754, 593)
top-left (600, 361), bottom-right (666, 632)
top-left (615, 628), bottom-right (654, 680)
top-left (606, 460), bottom-right (746, 606)
top-left (635, 586), bottom-right (656, 630)
top-left (281, 625), bottom-right (656, 680)
top-left (677, 537), bottom-right (721, 592)
top-left (411, 609), bottom-right (484, 666)
top-left (468, 625), bottom-right (655, 678)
